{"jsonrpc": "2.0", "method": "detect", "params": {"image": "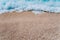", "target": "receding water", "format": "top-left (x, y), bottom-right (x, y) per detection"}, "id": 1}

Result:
top-left (0, 0), bottom-right (60, 14)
